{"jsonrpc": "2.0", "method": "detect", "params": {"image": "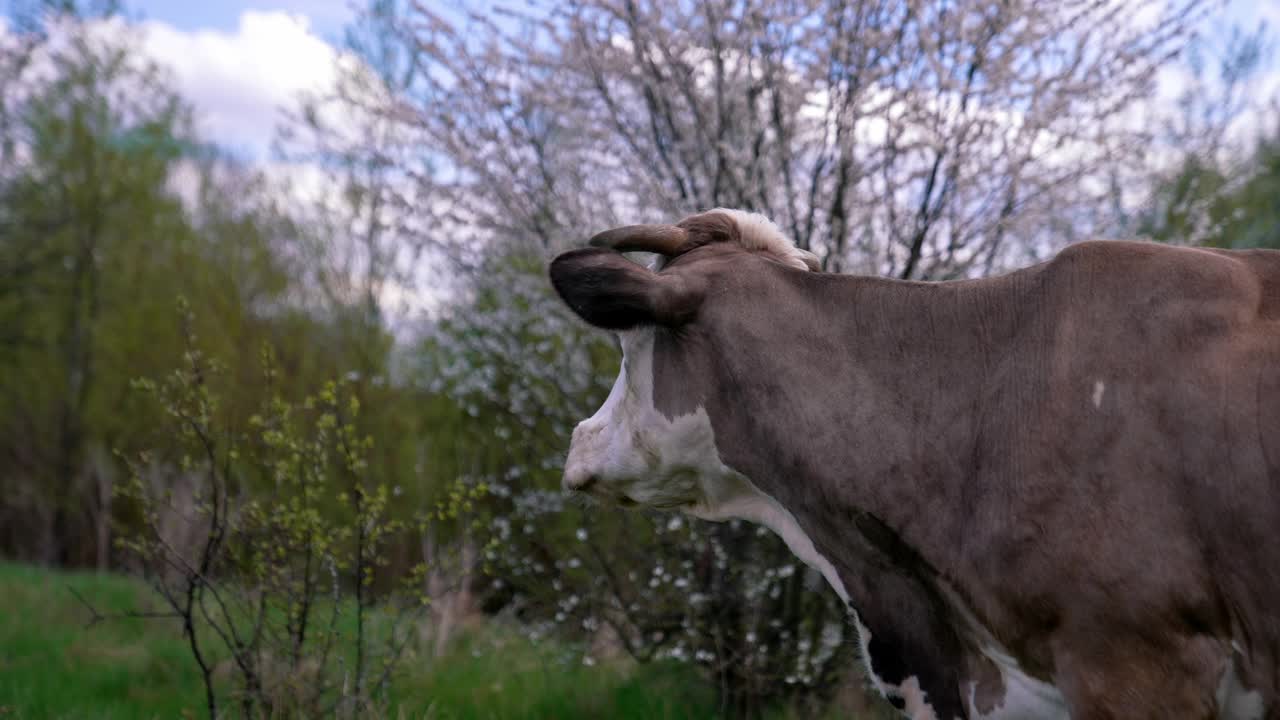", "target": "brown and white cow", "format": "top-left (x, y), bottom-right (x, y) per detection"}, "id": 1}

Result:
top-left (547, 208), bottom-right (1280, 719)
